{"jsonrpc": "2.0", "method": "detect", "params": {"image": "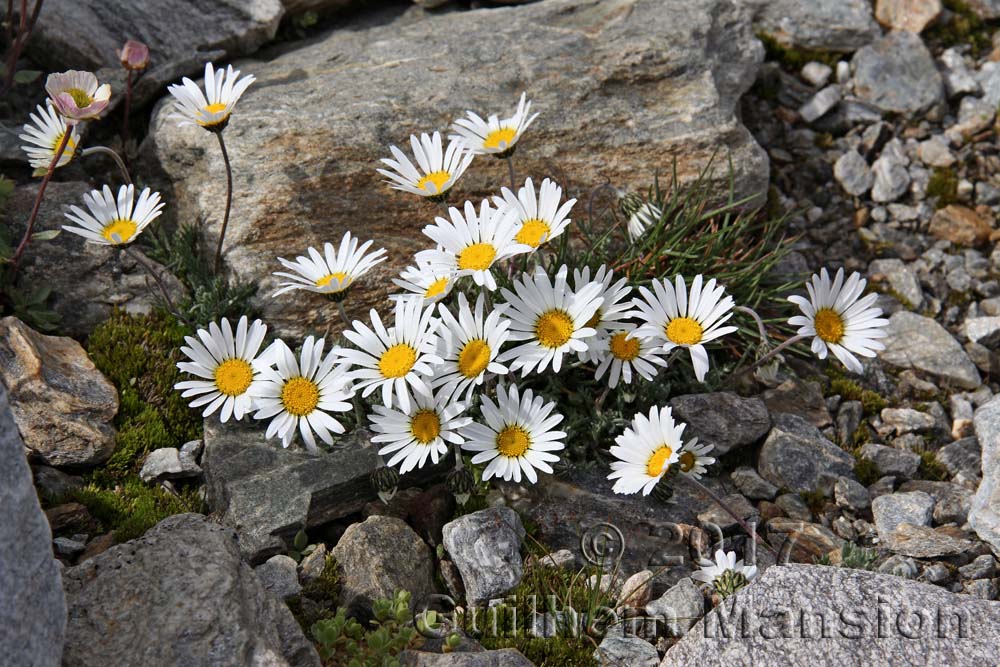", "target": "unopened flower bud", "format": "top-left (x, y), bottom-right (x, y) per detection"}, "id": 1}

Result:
top-left (370, 465), bottom-right (399, 504)
top-left (118, 40), bottom-right (149, 71)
